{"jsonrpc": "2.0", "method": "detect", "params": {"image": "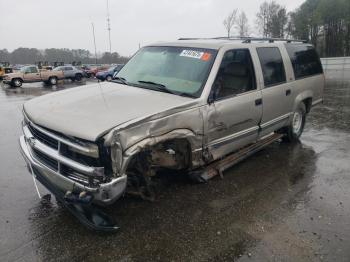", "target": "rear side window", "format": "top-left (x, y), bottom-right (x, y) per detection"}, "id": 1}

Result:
top-left (285, 44), bottom-right (323, 79)
top-left (257, 47), bottom-right (286, 87)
